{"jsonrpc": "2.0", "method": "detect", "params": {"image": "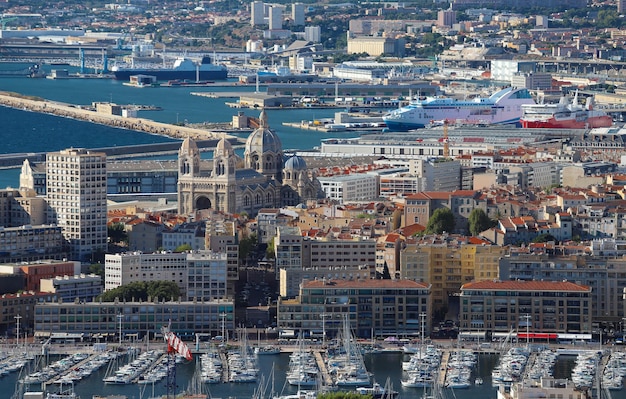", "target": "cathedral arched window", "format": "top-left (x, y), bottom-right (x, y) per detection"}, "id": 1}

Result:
top-left (244, 196), bottom-right (250, 206)
top-left (266, 193), bottom-right (272, 203)
top-left (256, 194), bottom-right (261, 204)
